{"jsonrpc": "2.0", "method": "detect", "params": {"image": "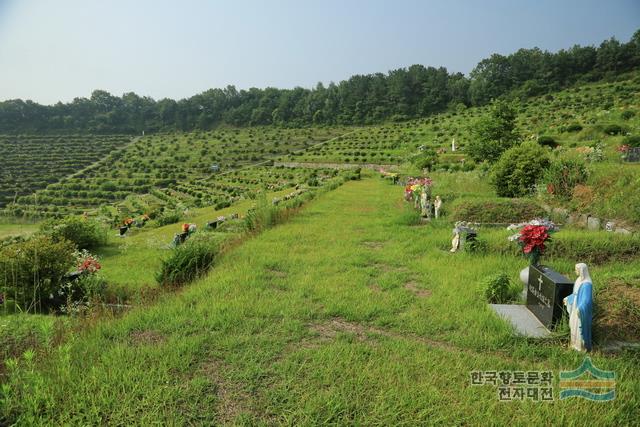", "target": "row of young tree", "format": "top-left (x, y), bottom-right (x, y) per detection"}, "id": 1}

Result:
top-left (1, 31), bottom-right (639, 133)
